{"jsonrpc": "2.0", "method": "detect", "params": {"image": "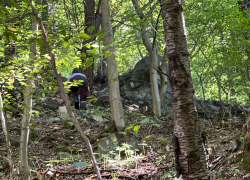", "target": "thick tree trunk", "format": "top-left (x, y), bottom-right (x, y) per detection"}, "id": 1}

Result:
top-left (80, 0), bottom-right (102, 91)
top-left (160, 0), bottom-right (208, 179)
top-left (19, 21), bottom-right (37, 180)
top-left (132, 0), bottom-right (161, 117)
top-left (101, 0), bottom-right (125, 132)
